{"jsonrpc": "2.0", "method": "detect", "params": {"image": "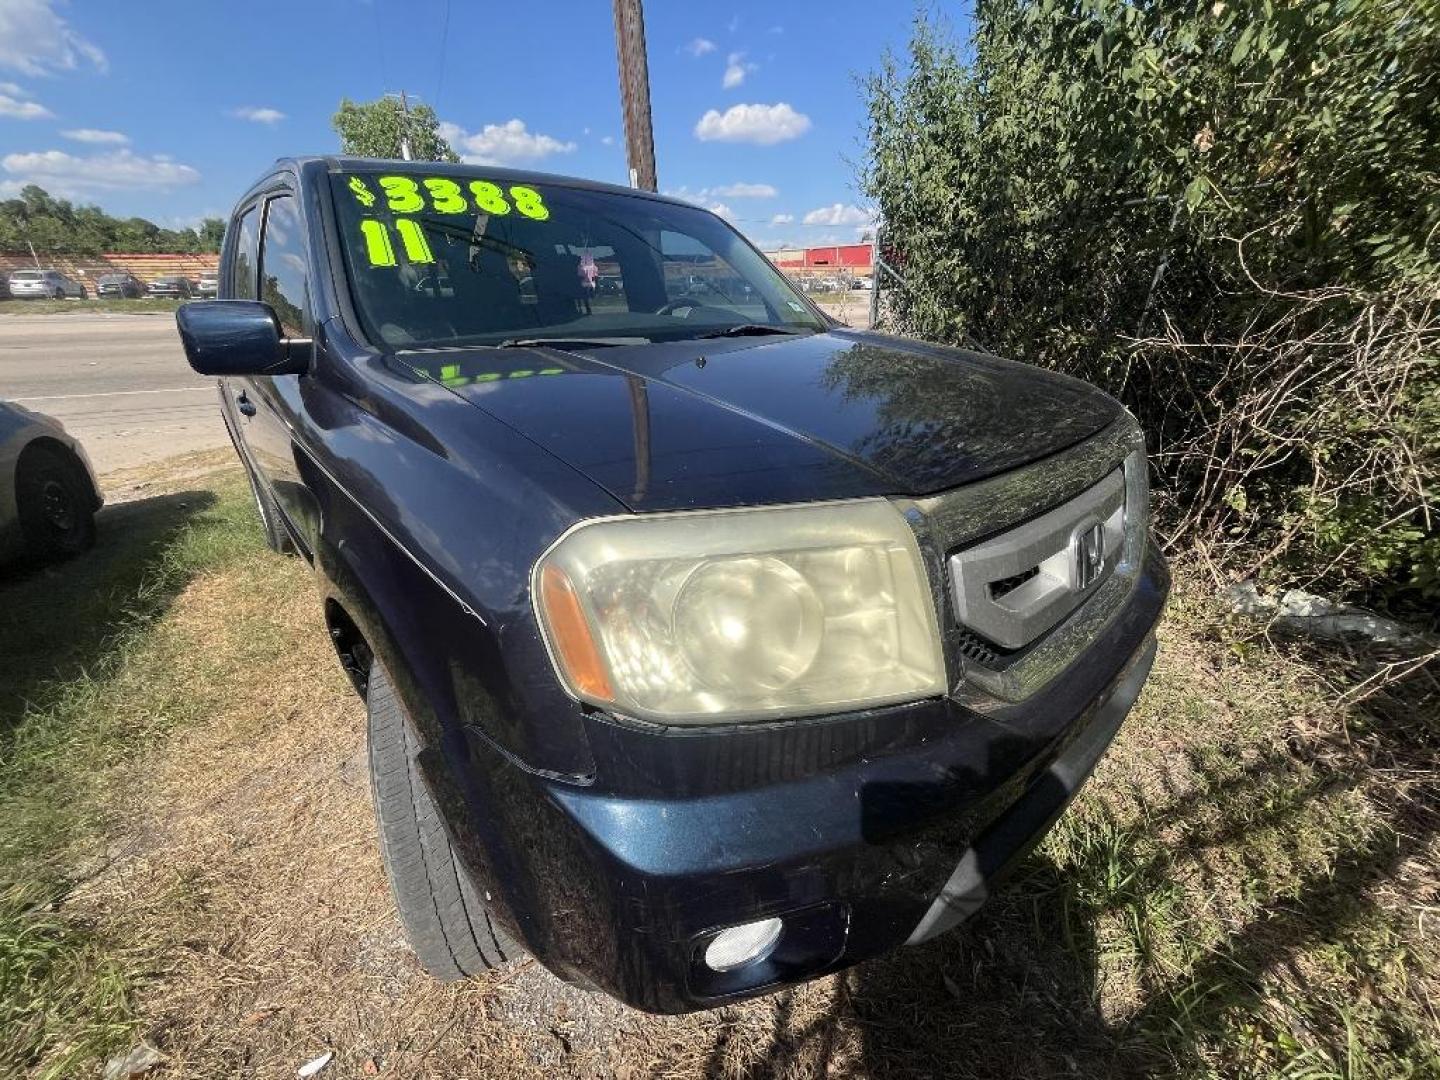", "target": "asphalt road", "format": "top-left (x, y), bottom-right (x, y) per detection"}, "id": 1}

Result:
top-left (0, 312), bottom-right (226, 476)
